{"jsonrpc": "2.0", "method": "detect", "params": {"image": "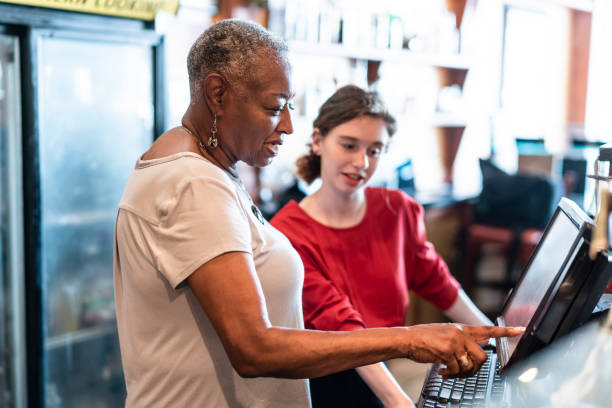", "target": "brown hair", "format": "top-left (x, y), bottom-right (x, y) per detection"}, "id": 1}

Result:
top-left (296, 85), bottom-right (397, 184)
